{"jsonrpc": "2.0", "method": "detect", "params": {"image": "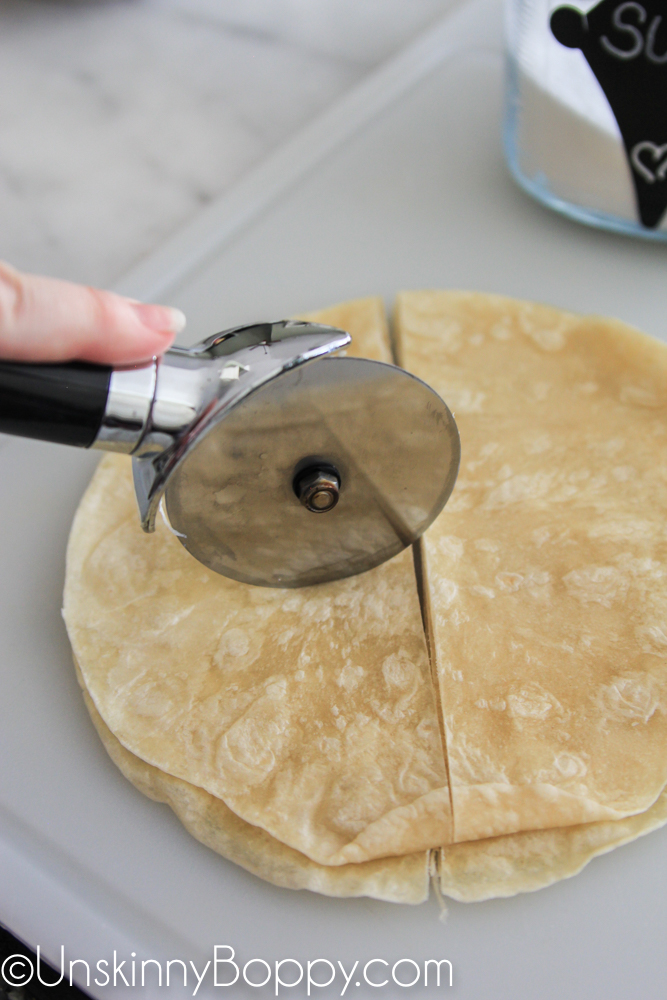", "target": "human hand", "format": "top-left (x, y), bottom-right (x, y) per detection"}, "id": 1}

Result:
top-left (0, 261), bottom-right (186, 365)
